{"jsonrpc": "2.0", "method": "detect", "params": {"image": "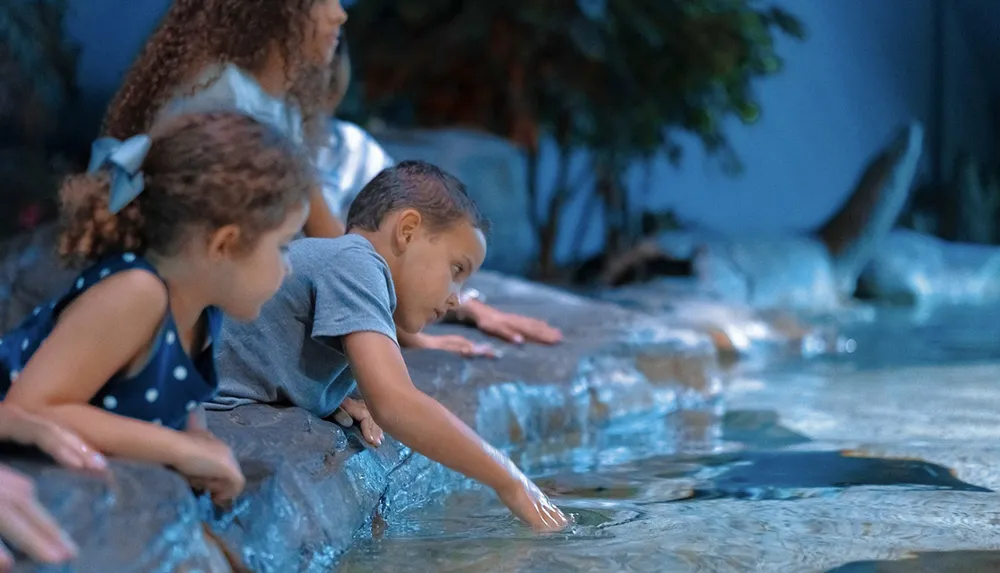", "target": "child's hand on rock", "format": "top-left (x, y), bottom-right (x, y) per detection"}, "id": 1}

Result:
top-left (0, 404), bottom-right (105, 569)
top-left (0, 463), bottom-right (77, 571)
top-left (466, 305), bottom-right (563, 346)
top-left (175, 432), bottom-right (245, 504)
top-left (419, 333), bottom-right (497, 358)
top-left (0, 404), bottom-right (107, 471)
top-left (332, 397), bottom-right (383, 447)
top-left (402, 331), bottom-right (497, 358)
